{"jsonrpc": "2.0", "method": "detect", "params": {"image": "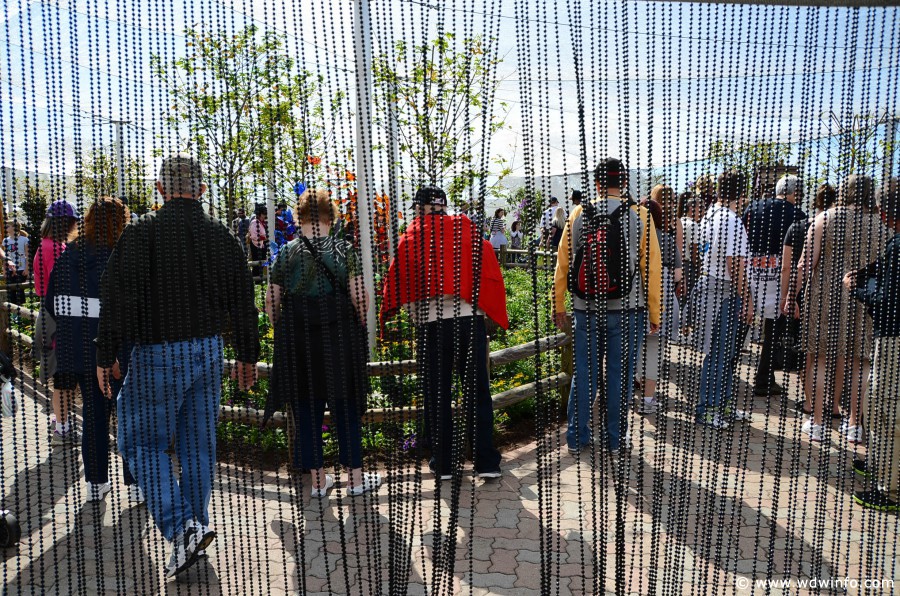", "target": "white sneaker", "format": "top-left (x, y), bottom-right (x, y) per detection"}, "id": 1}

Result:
top-left (839, 419), bottom-right (849, 433)
top-left (85, 482), bottom-right (111, 503)
top-left (347, 472), bottom-right (382, 497)
top-left (477, 469), bottom-right (502, 479)
top-left (128, 485), bottom-right (145, 503)
top-left (637, 399), bottom-right (658, 415)
top-left (732, 409), bottom-right (752, 422)
top-left (801, 418), bottom-right (824, 442)
top-left (845, 426), bottom-right (865, 444)
top-left (50, 428), bottom-right (81, 447)
top-left (310, 474), bottom-right (334, 499)
top-left (165, 521), bottom-right (215, 578)
top-left (698, 413), bottom-right (730, 430)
